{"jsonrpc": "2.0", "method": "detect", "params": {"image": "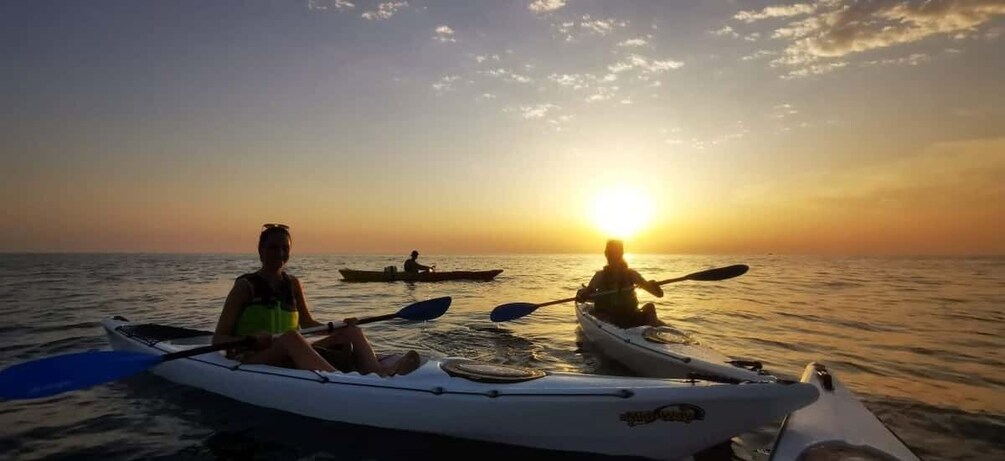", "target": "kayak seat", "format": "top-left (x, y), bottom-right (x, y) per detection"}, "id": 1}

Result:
top-left (440, 359), bottom-right (546, 383)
